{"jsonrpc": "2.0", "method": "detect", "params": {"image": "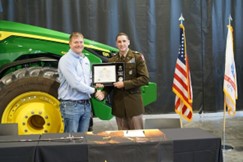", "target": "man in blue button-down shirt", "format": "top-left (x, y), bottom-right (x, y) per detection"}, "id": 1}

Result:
top-left (58, 32), bottom-right (96, 133)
